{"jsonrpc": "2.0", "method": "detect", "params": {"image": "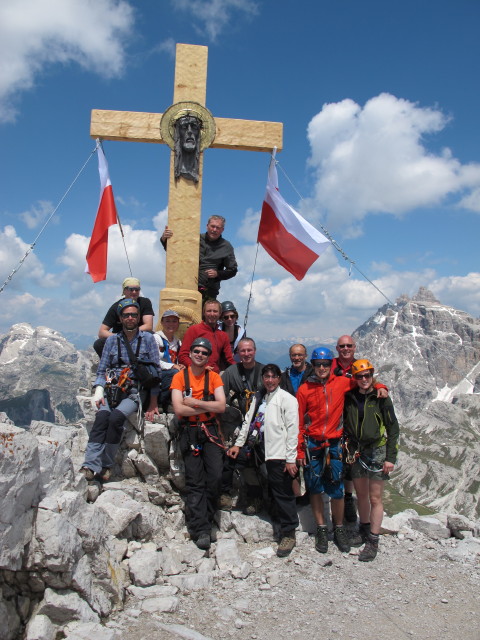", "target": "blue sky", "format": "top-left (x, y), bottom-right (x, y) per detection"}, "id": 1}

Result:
top-left (1, 0), bottom-right (479, 343)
